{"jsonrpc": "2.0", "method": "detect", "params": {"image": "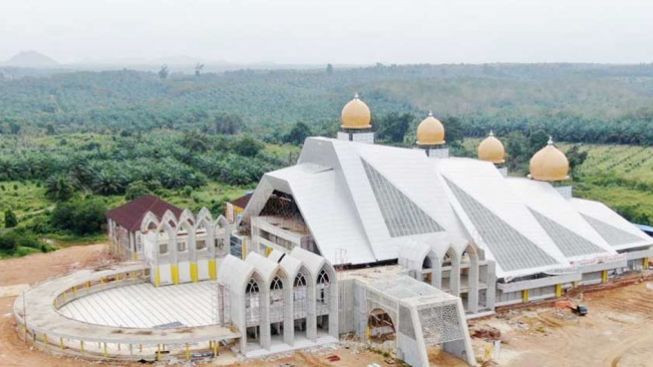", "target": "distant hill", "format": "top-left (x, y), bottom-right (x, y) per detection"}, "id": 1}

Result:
top-left (3, 51), bottom-right (58, 68)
